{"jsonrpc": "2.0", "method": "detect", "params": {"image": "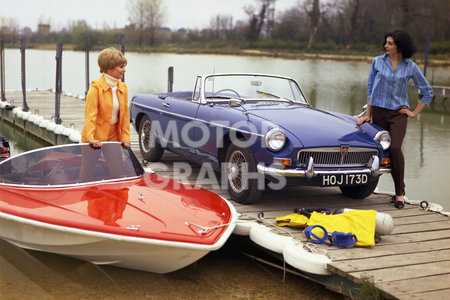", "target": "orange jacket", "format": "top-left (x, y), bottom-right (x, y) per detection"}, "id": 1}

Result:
top-left (81, 75), bottom-right (130, 143)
